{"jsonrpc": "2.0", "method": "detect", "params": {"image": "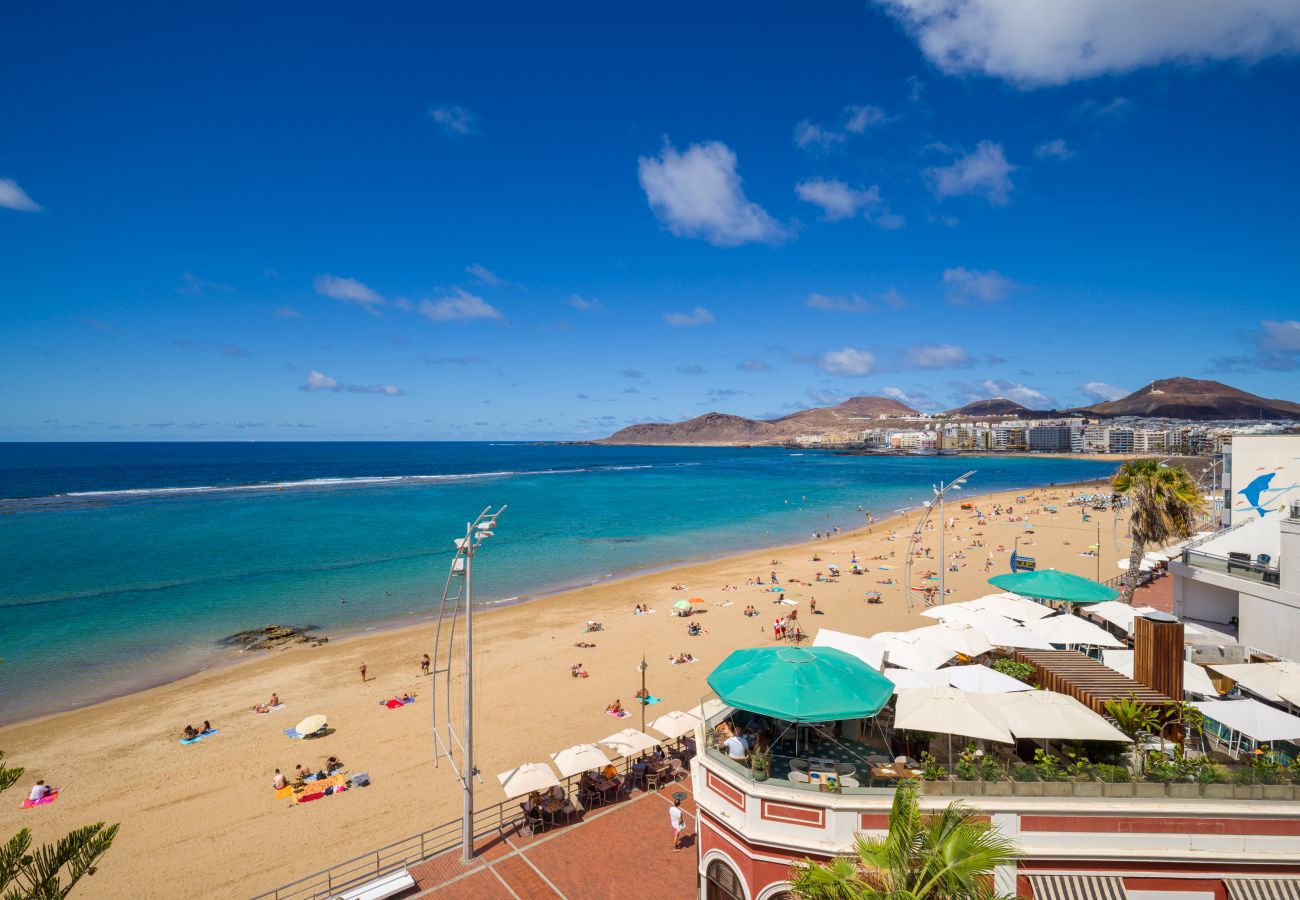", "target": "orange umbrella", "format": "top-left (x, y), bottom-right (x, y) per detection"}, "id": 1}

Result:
top-left (689, 596), bottom-right (705, 604)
